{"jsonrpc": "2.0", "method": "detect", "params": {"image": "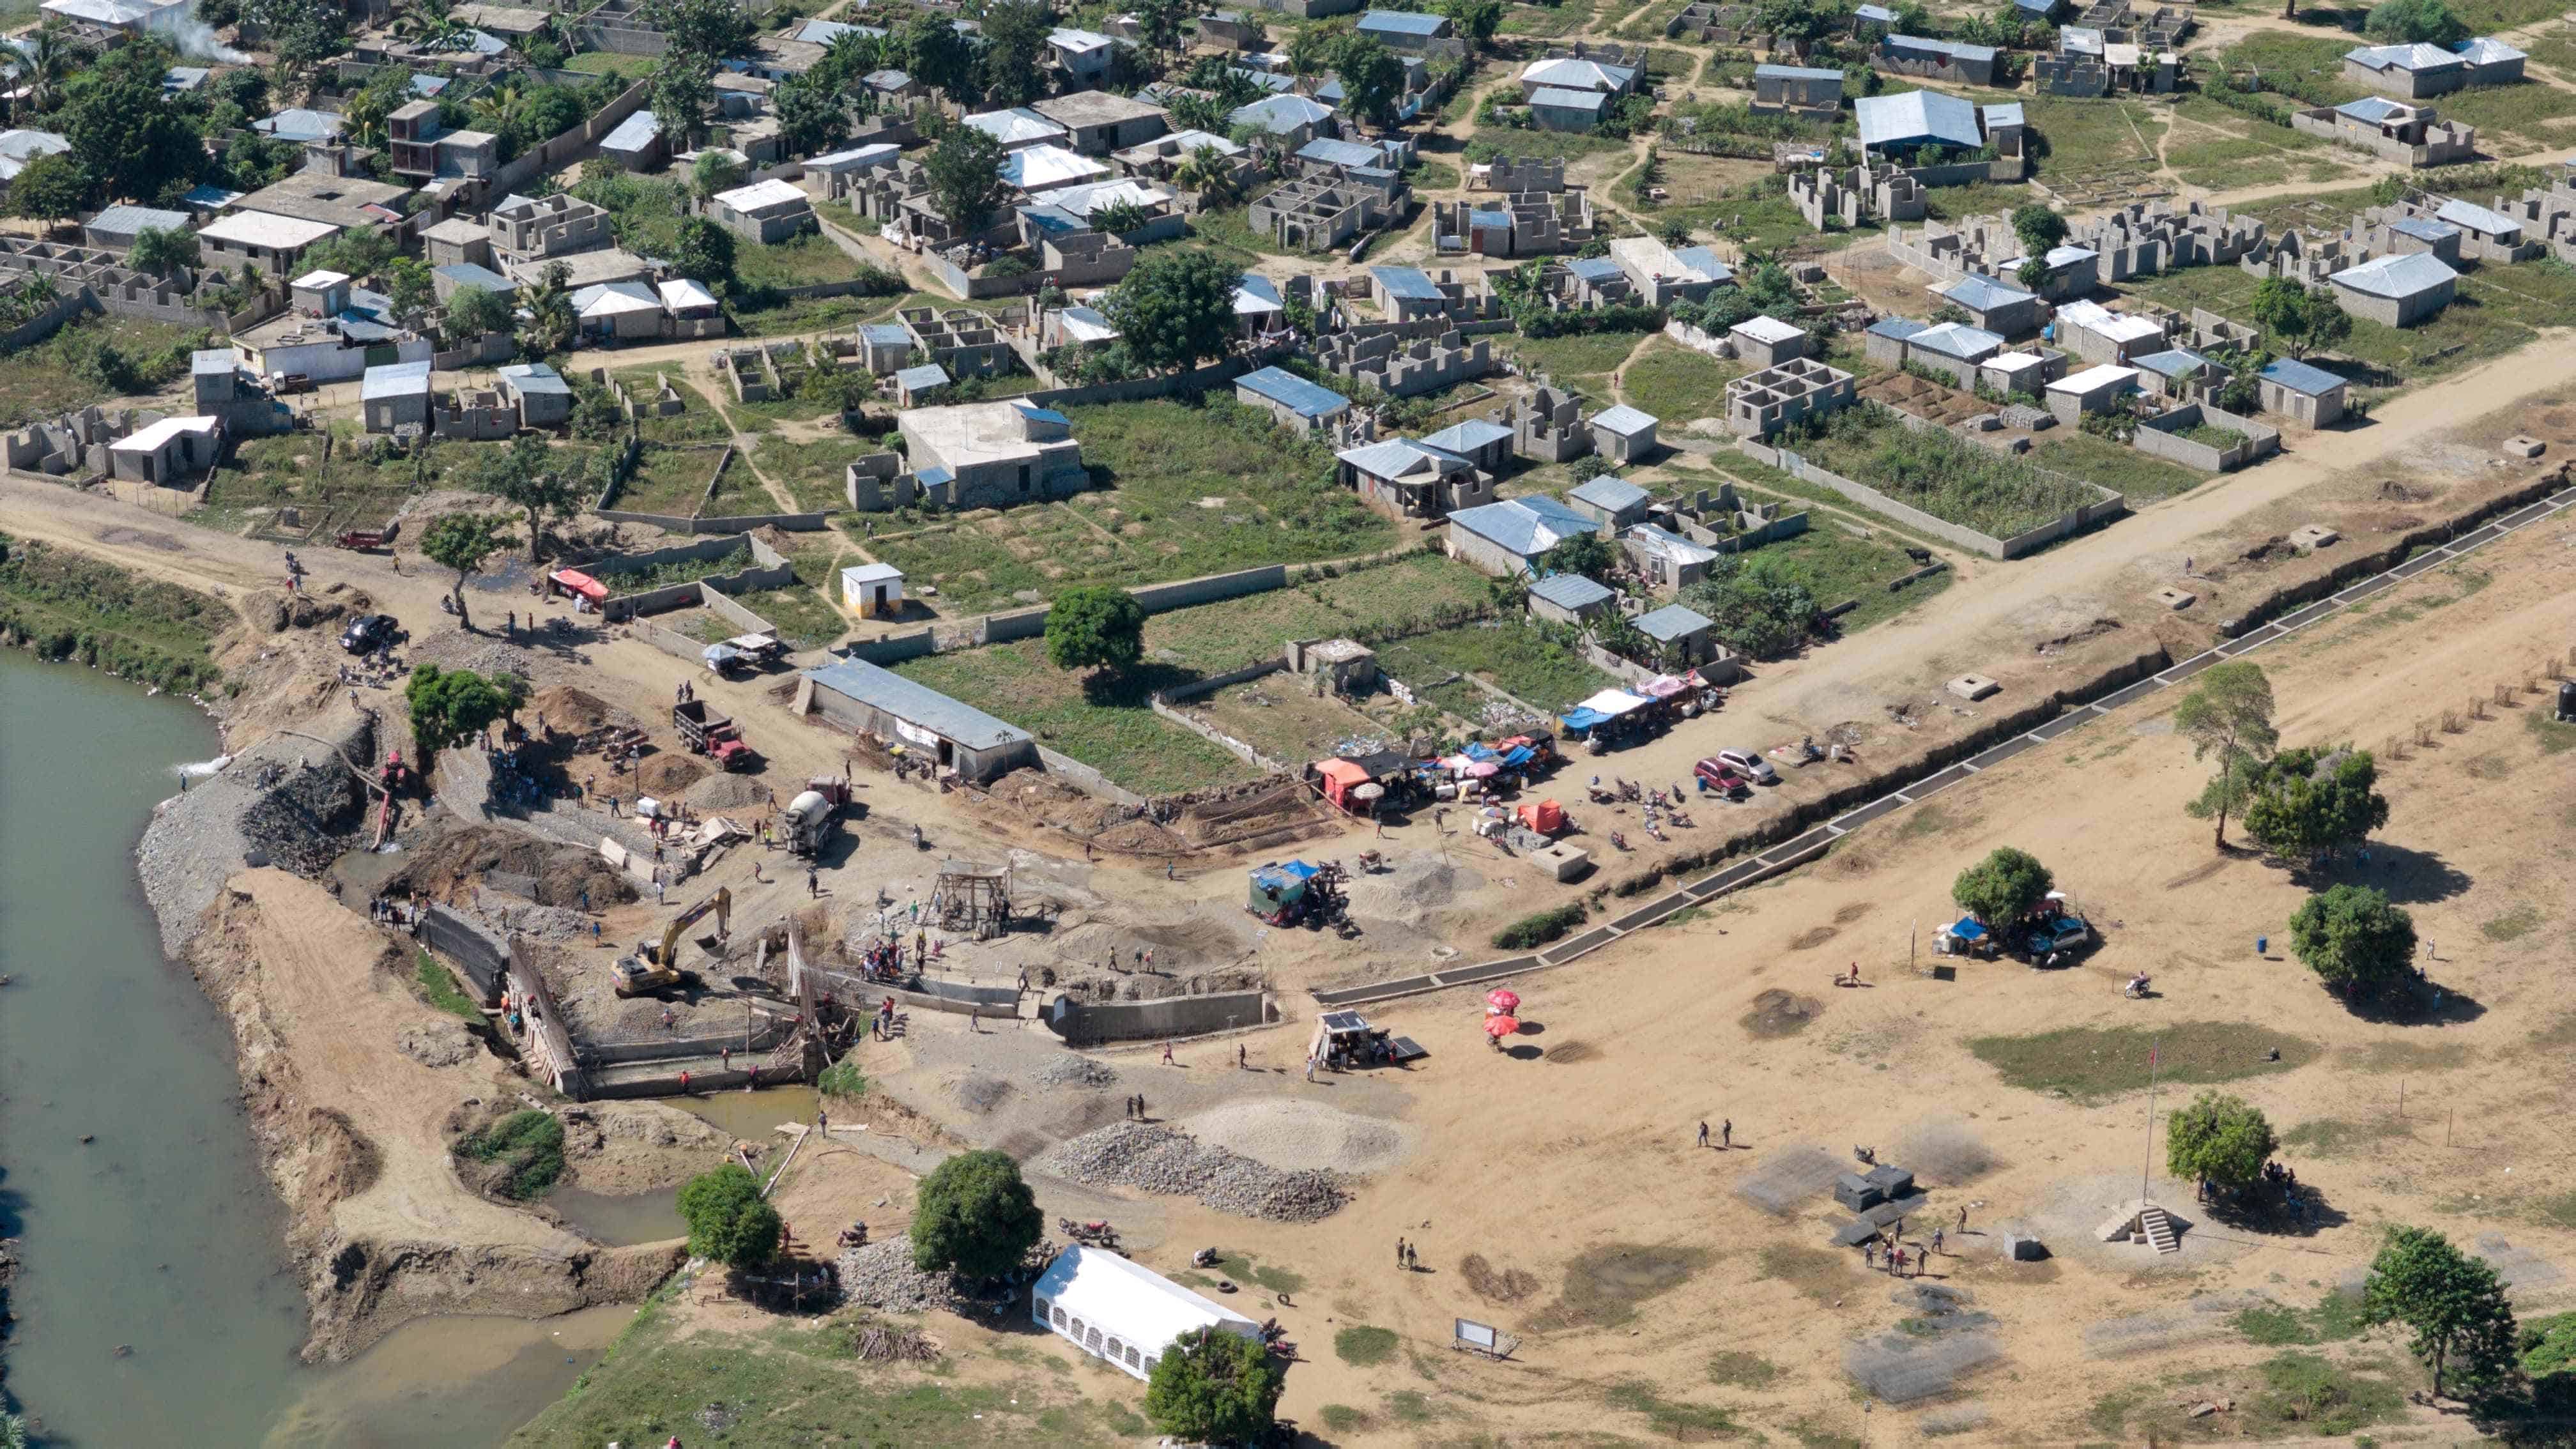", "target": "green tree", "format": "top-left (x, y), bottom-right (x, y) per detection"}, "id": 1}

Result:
top-left (2365, 1226), bottom-right (2520, 1399)
top-left (1951, 846), bottom-right (2053, 925)
top-left (446, 282), bottom-right (514, 339)
top-left (2250, 277), bottom-right (2352, 360)
top-left (475, 433), bottom-right (583, 560)
top-left (669, 215), bottom-right (737, 286)
top-left (1134, 0), bottom-right (1191, 50)
top-left (6, 153), bottom-right (91, 233)
top-left (772, 76), bottom-right (847, 156)
top-left (650, 52), bottom-right (718, 148)
top-left (1144, 1326), bottom-right (1285, 1443)
top-left (1754, 0), bottom-right (1841, 54)
top-left (1538, 530), bottom-right (1617, 583)
top-left (1680, 556), bottom-right (1818, 661)
top-left (384, 257), bottom-right (436, 319)
top-left (1441, 0), bottom-right (1503, 42)
top-left (2173, 661), bottom-right (2278, 850)
top-left (1174, 142), bottom-right (1241, 203)
top-left (2010, 202), bottom-right (2067, 258)
top-left (1288, 19), bottom-right (1347, 75)
top-left (925, 123), bottom-right (1011, 233)
top-left (404, 662), bottom-right (520, 758)
top-left (2165, 1091), bottom-right (2276, 1192)
top-left (640, 0), bottom-right (753, 57)
top-left (418, 512), bottom-right (507, 631)
top-left (2364, 0), bottom-right (2467, 43)
top-left (1043, 584), bottom-right (1147, 674)
top-left (1102, 247), bottom-right (1240, 371)
top-left (241, 0), bottom-right (346, 66)
top-left (2016, 257), bottom-right (2050, 291)
top-left (302, 226), bottom-right (399, 280)
top-left (128, 224), bottom-right (200, 275)
top-left (979, 0), bottom-right (1055, 107)
top-left (897, 12), bottom-right (977, 96)
top-left (66, 77), bottom-right (199, 201)
top-left (909, 1149), bottom-right (1043, 1279)
top-left (1333, 33), bottom-right (1407, 125)
top-left (678, 1163), bottom-right (785, 1268)
top-left (690, 148), bottom-right (746, 201)
top-left (519, 261), bottom-right (578, 358)
top-left (2240, 745), bottom-right (2389, 862)
top-left (2288, 882), bottom-right (2415, 1000)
